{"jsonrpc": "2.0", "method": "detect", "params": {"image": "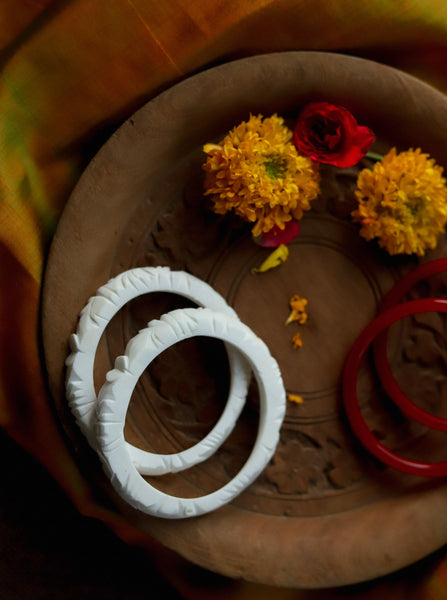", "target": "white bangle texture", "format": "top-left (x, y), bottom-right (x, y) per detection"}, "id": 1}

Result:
top-left (65, 267), bottom-right (250, 474)
top-left (95, 307), bottom-right (286, 519)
